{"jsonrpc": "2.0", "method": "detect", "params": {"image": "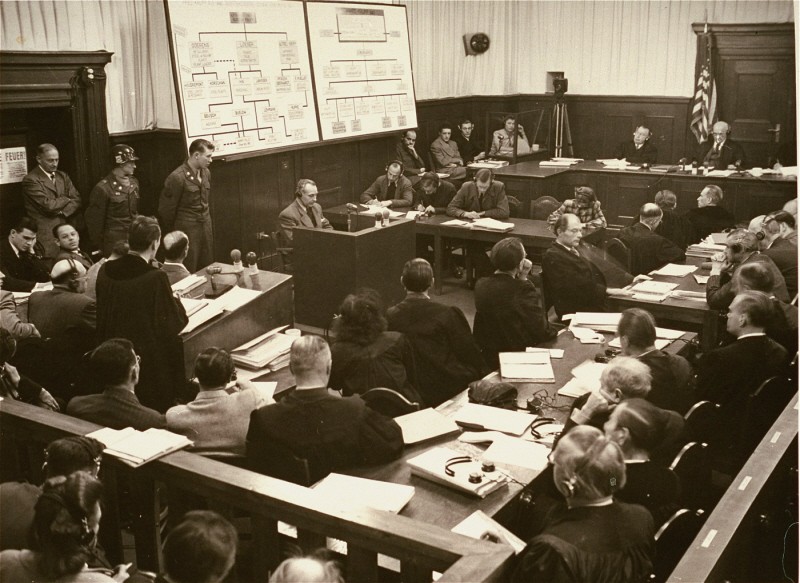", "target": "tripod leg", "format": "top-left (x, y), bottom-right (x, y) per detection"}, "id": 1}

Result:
top-left (563, 105), bottom-right (573, 157)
